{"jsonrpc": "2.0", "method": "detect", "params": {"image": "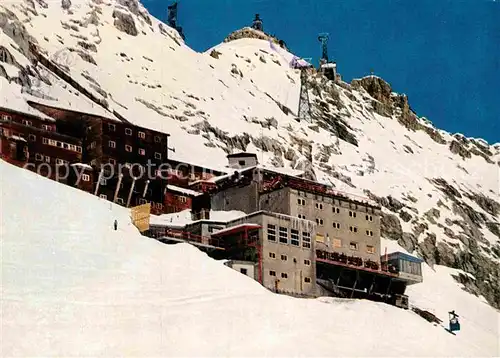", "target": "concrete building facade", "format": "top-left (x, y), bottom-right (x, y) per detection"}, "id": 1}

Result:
top-left (218, 211), bottom-right (317, 296)
top-left (212, 172), bottom-right (382, 266)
